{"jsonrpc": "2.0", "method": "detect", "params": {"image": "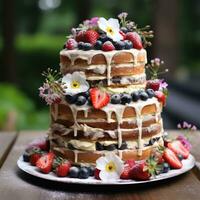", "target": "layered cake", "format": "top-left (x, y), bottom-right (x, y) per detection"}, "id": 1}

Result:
top-left (44, 14), bottom-right (166, 165)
